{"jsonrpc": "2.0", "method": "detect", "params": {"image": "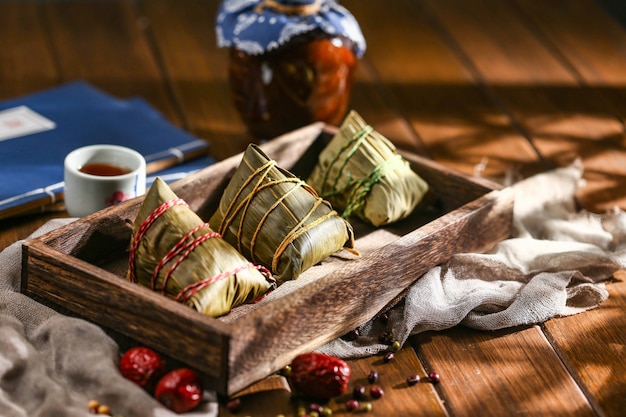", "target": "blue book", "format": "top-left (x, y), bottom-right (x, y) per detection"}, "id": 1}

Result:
top-left (0, 81), bottom-right (212, 219)
top-left (147, 154), bottom-right (215, 186)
